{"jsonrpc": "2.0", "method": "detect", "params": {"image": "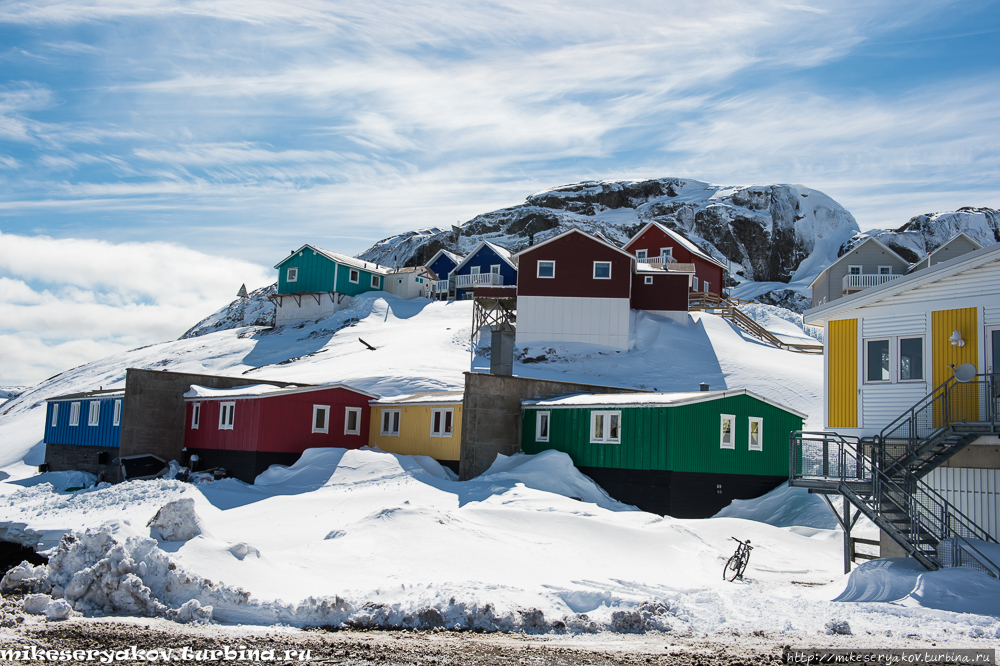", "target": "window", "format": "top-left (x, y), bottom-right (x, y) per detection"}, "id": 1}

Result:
top-left (536, 411), bottom-right (550, 442)
top-left (69, 402), bottom-right (80, 426)
top-left (848, 265), bottom-right (862, 275)
top-left (191, 403), bottom-right (201, 429)
top-left (113, 399), bottom-right (122, 426)
top-left (490, 264), bottom-right (501, 275)
top-left (471, 266), bottom-right (480, 275)
top-left (704, 281), bottom-right (710, 293)
top-left (398, 278), bottom-right (404, 285)
top-left (644, 276), bottom-right (653, 285)
top-left (287, 267), bottom-right (298, 283)
top-left (344, 407), bottom-right (362, 435)
top-left (692, 276), bottom-right (699, 291)
top-left (431, 408), bottom-right (454, 437)
top-left (381, 409), bottom-right (401, 436)
top-left (878, 266), bottom-right (892, 275)
top-left (748, 417), bottom-right (763, 451)
top-left (593, 261), bottom-right (612, 279)
top-left (537, 260), bottom-right (555, 278)
top-left (865, 339), bottom-right (891, 383)
top-left (590, 410), bottom-right (621, 443)
top-left (88, 401), bottom-right (100, 426)
top-left (636, 249), bottom-right (647, 261)
top-left (371, 275), bottom-right (381, 288)
top-left (349, 269), bottom-right (360, 284)
top-left (720, 414), bottom-right (735, 449)
top-left (219, 402), bottom-right (235, 430)
top-left (661, 248), bottom-right (673, 260)
top-left (312, 405), bottom-right (330, 433)
top-left (51, 404), bottom-right (58, 427)
top-left (899, 337), bottom-right (924, 382)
